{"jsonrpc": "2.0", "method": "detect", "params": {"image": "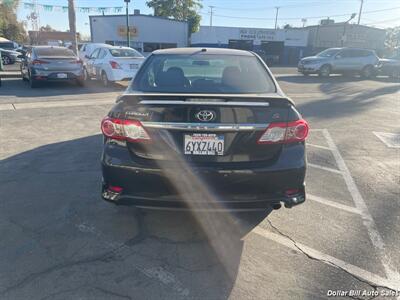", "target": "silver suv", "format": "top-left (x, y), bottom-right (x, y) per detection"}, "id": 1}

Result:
top-left (298, 48), bottom-right (379, 78)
